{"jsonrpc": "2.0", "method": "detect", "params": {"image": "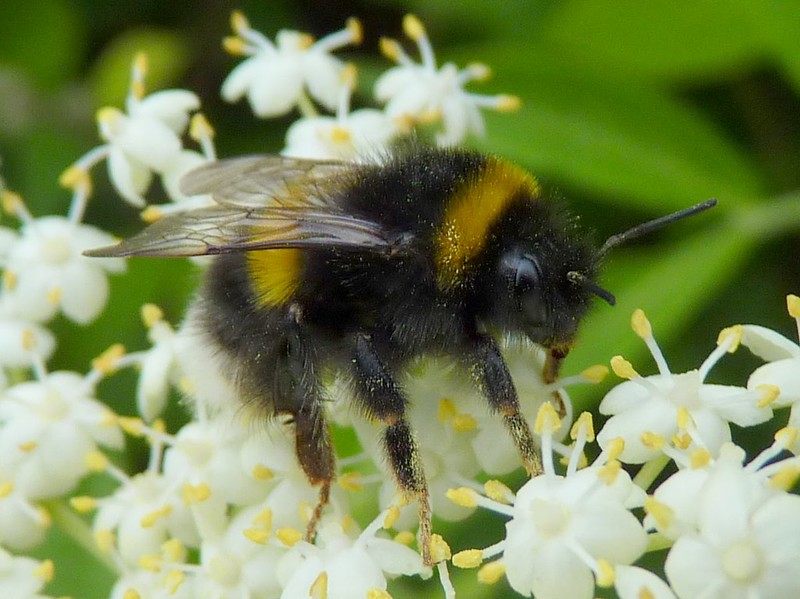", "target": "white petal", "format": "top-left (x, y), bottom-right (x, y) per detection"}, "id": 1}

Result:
top-left (596, 399), bottom-right (676, 463)
top-left (59, 263), bottom-right (109, 324)
top-left (664, 537), bottom-right (725, 599)
top-left (700, 385), bottom-right (772, 427)
top-left (221, 58), bottom-right (260, 102)
top-left (748, 359), bottom-right (800, 408)
top-left (0, 319), bottom-right (55, 366)
top-left (364, 537), bottom-right (426, 576)
top-left (137, 345), bottom-right (173, 421)
top-left (160, 150), bottom-right (209, 202)
top-left (135, 89), bottom-right (200, 133)
top-left (741, 324), bottom-right (800, 360)
top-left (374, 67), bottom-right (420, 102)
top-left (573, 501), bottom-right (648, 564)
top-left (303, 52), bottom-right (342, 111)
top-left (107, 147), bottom-right (150, 206)
top-left (247, 60), bottom-right (304, 117)
top-left (117, 118), bottom-right (183, 172)
top-left (616, 565), bottom-right (677, 599)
